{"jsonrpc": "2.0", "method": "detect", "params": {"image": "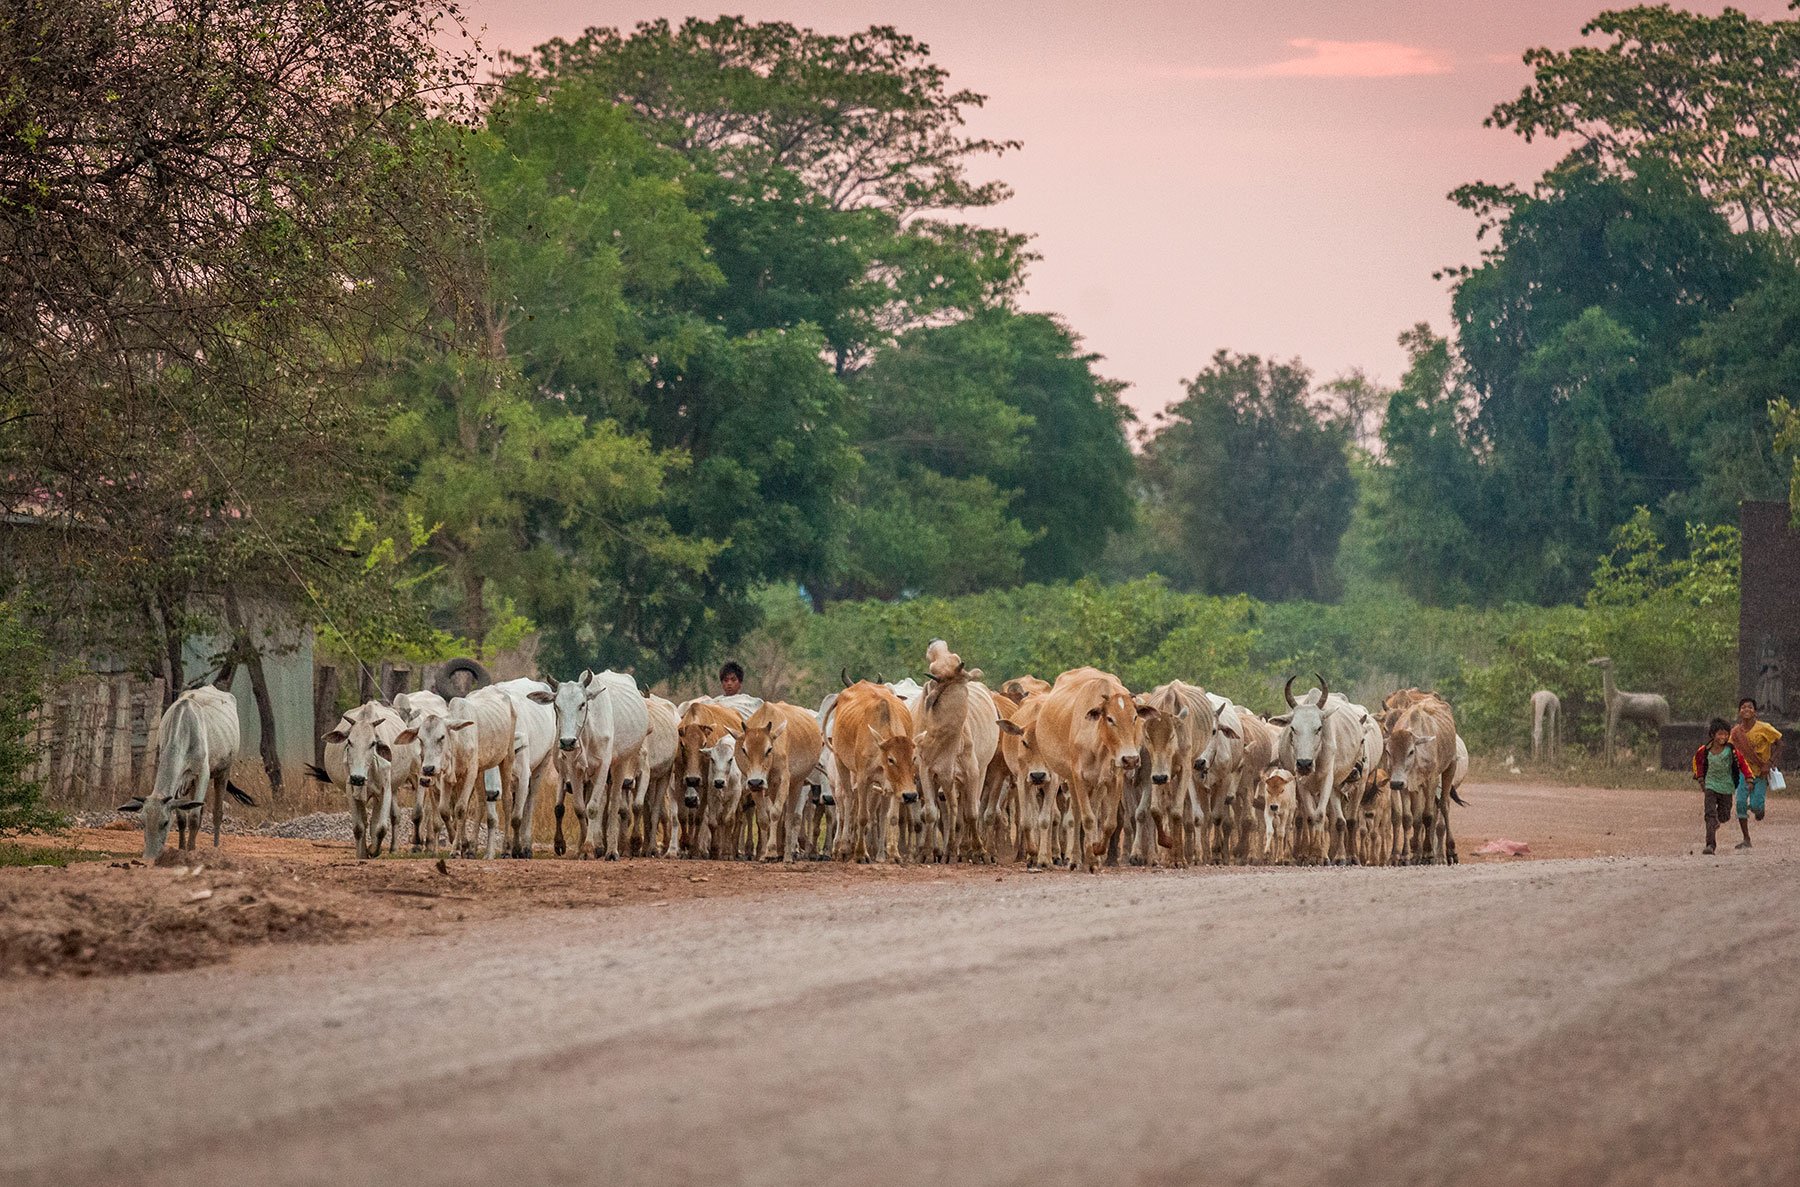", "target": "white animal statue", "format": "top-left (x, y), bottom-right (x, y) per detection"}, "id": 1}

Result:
top-left (1587, 658), bottom-right (1670, 767)
top-left (118, 684), bottom-right (254, 860)
top-left (1529, 690), bottom-right (1560, 763)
